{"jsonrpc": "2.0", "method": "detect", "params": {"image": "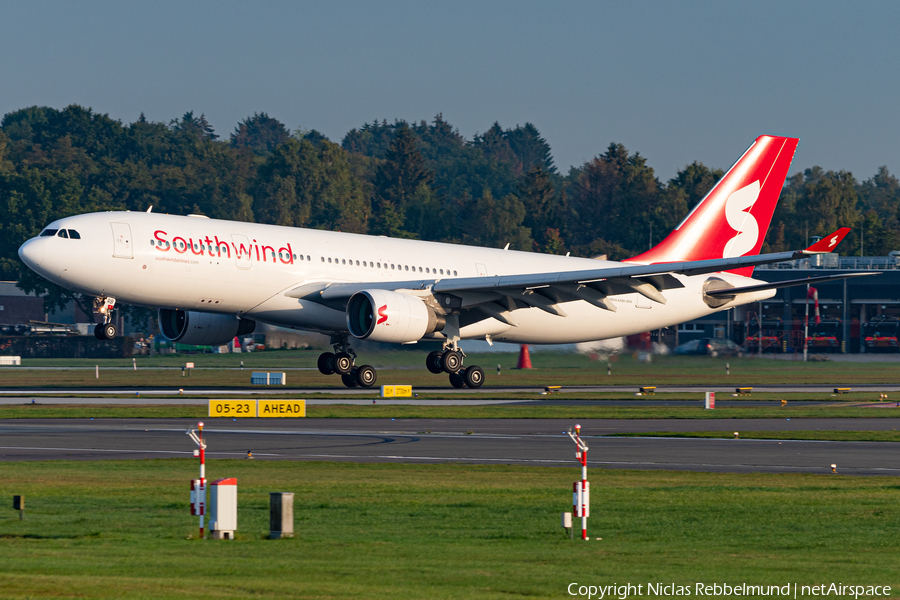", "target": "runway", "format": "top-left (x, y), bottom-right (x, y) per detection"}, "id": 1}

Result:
top-left (2, 384), bottom-right (899, 396)
top-left (0, 418), bottom-right (898, 475)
